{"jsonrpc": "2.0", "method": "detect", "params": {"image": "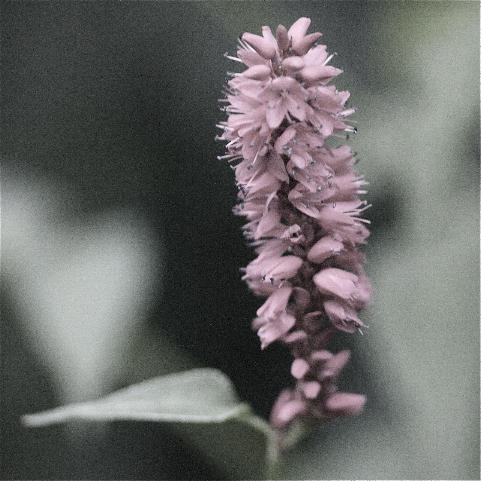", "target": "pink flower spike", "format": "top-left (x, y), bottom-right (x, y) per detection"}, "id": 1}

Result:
top-left (219, 17), bottom-right (372, 435)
